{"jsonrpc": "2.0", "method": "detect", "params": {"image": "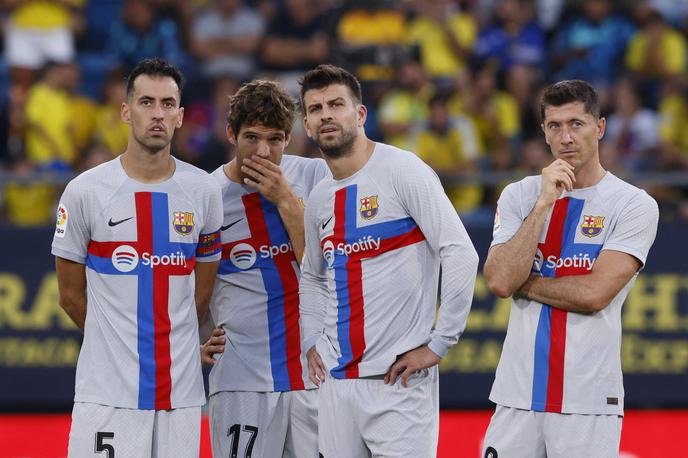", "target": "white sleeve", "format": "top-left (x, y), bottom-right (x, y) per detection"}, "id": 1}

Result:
top-left (491, 181), bottom-right (526, 247)
top-left (298, 192), bottom-right (329, 351)
top-left (603, 191), bottom-right (659, 268)
top-left (51, 179), bottom-right (91, 264)
top-left (396, 157), bottom-right (479, 358)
